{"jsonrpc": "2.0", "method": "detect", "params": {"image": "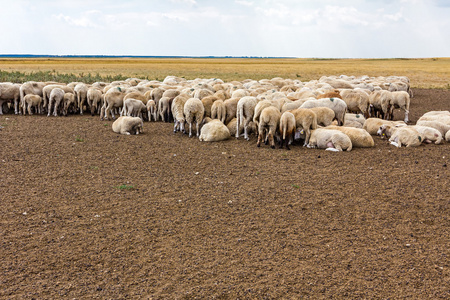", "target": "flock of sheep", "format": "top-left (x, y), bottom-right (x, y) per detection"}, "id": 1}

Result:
top-left (1, 74), bottom-right (449, 150)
